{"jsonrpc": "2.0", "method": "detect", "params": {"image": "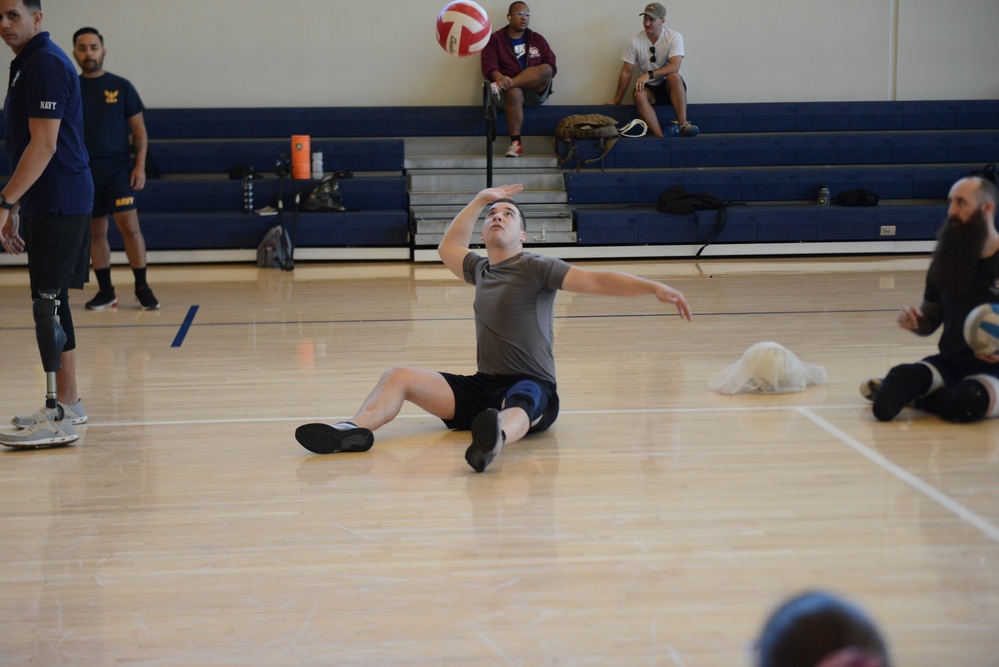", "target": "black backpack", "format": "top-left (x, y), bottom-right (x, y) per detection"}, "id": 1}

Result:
top-left (833, 188), bottom-right (879, 207)
top-left (970, 163), bottom-right (997, 185)
top-left (656, 184), bottom-right (728, 256)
